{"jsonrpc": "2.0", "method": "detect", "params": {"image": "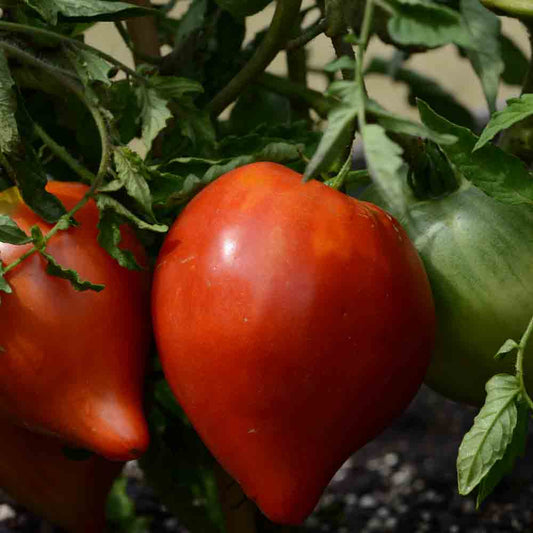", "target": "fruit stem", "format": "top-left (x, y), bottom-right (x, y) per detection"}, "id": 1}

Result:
top-left (207, 0), bottom-right (304, 117)
top-left (326, 149), bottom-right (353, 190)
top-left (515, 314), bottom-right (533, 411)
